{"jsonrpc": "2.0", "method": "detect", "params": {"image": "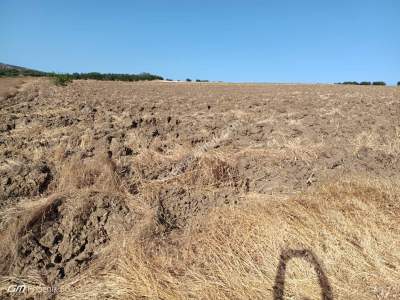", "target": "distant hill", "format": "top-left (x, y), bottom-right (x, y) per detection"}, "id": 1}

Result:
top-left (0, 62), bottom-right (46, 77)
top-left (0, 62), bottom-right (29, 71)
